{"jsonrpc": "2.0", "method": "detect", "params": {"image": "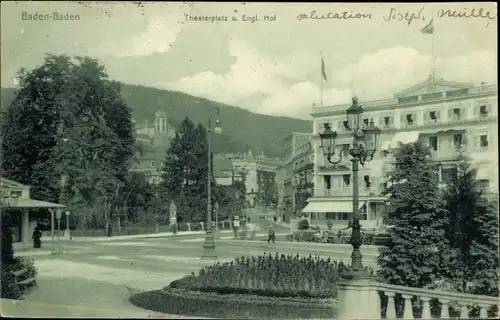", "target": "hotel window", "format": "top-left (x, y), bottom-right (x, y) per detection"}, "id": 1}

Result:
top-left (429, 136), bottom-right (438, 151)
top-left (479, 105), bottom-right (488, 117)
top-left (406, 114), bottom-right (414, 126)
top-left (341, 212), bottom-right (349, 220)
top-left (342, 174), bottom-right (350, 187)
top-left (453, 108), bottom-right (461, 120)
top-left (453, 134), bottom-right (463, 149)
top-left (429, 111), bottom-right (438, 122)
top-left (480, 135), bottom-right (488, 148)
top-left (384, 116), bottom-right (391, 127)
top-left (324, 175), bottom-right (331, 190)
top-left (326, 212), bottom-right (335, 220)
top-left (363, 118), bottom-right (369, 127)
top-left (364, 175), bottom-right (371, 189)
top-left (343, 120), bottom-right (349, 130)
